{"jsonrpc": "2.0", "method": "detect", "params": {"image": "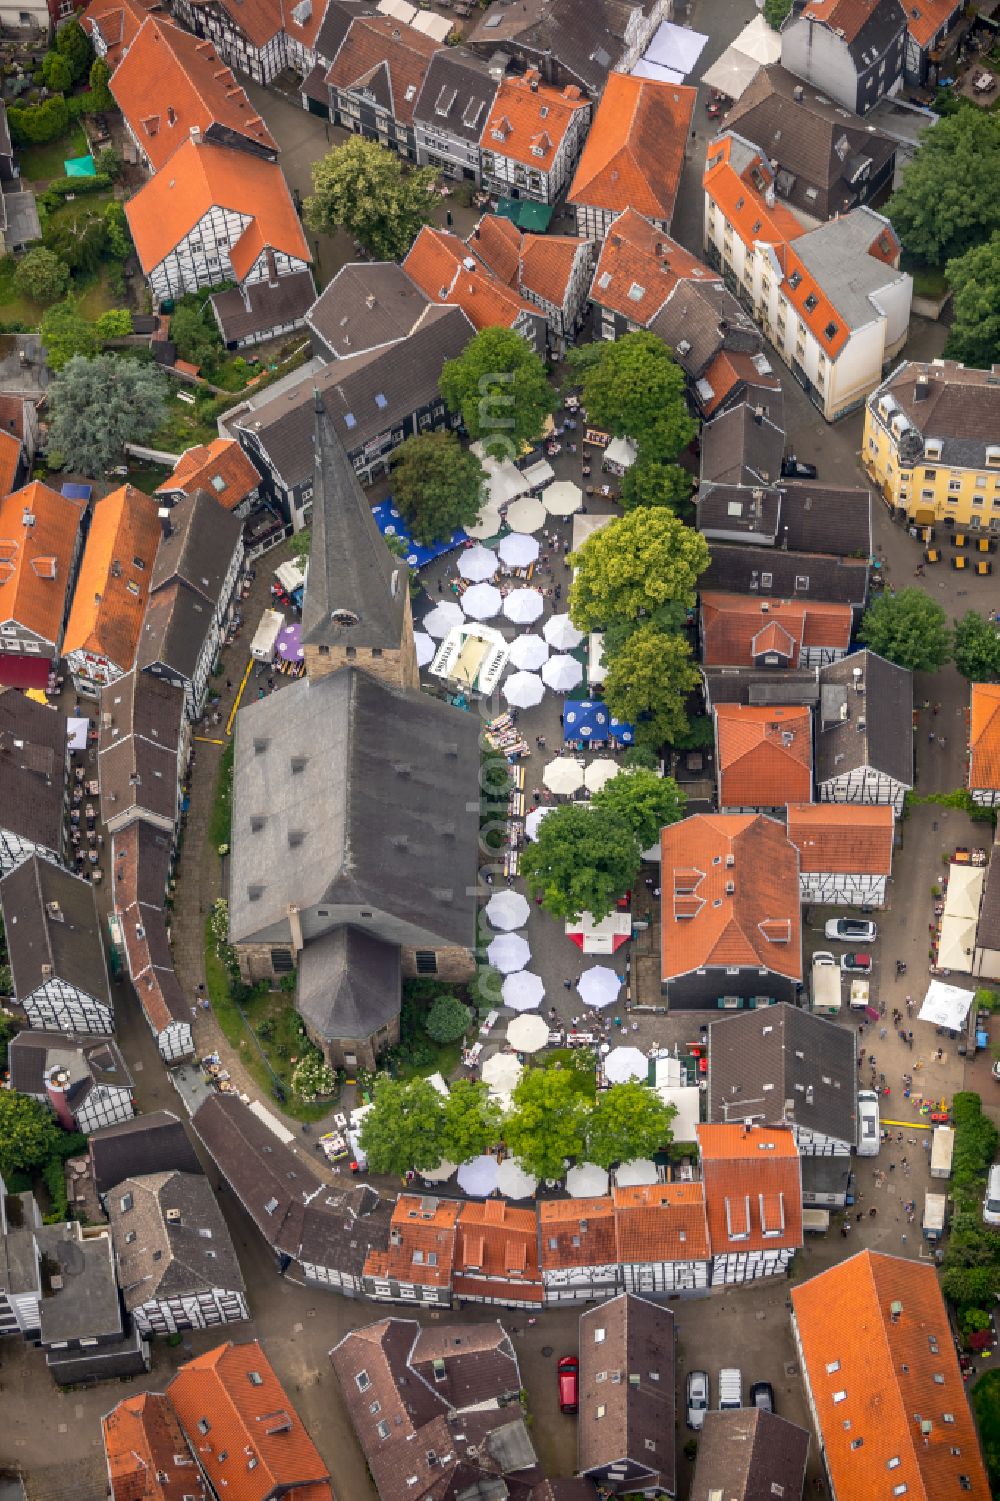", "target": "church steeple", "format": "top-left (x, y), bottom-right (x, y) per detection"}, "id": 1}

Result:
top-left (301, 393), bottom-right (418, 690)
